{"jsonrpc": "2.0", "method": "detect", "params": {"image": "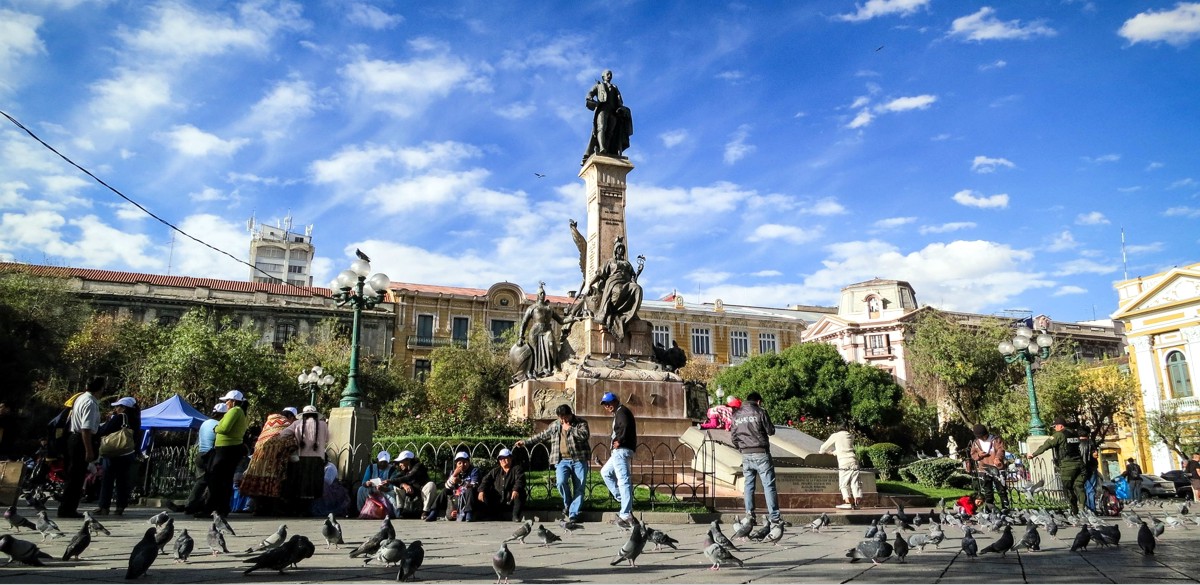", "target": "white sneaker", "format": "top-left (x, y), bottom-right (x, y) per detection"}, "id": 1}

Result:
top-left (835, 503), bottom-right (853, 509)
